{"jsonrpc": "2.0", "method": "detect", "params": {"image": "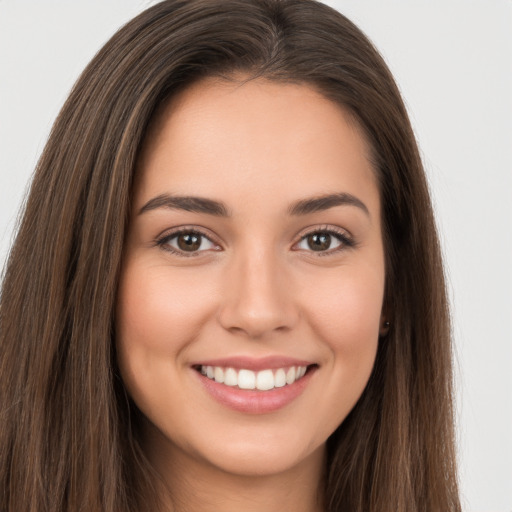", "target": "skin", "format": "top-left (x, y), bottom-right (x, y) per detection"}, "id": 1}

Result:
top-left (116, 77), bottom-right (386, 512)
